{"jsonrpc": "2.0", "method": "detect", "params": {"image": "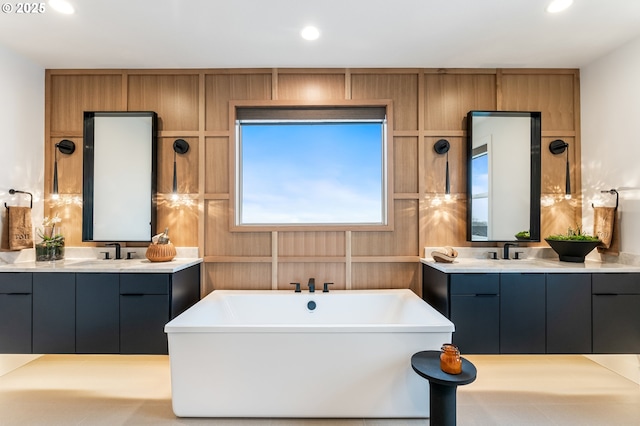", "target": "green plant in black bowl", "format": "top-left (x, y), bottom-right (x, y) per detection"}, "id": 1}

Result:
top-left (515, 230), bottom-right (530, 241)
top-left (545, 226), bottom-right (601, 262)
